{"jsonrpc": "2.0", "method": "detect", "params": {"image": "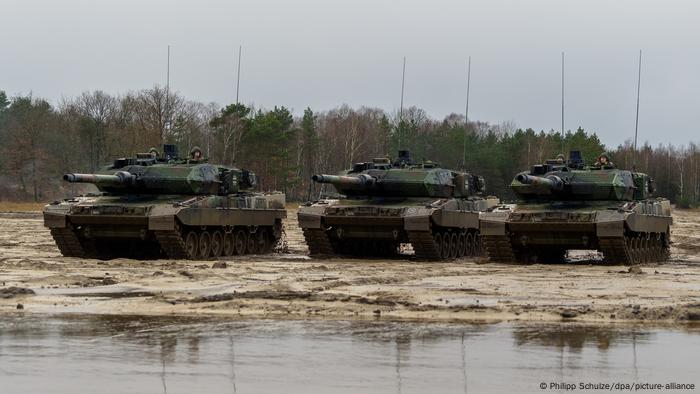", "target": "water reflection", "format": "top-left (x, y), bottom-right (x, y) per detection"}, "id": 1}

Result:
top-left (512, 324), bottom-right (653, 351)
top-left (0, 315), bottom-right (698, 394)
